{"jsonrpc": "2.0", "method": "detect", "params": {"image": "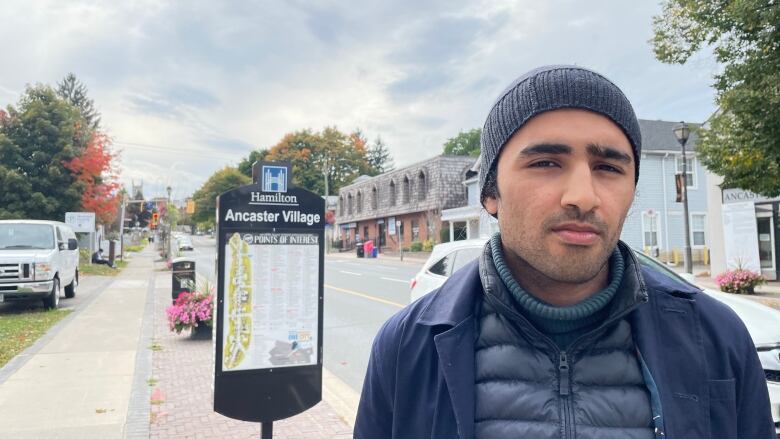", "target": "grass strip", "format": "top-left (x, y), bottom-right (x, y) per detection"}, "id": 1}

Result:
top-left (80, 259), bottom-right (128, 277)
top-left (0, 308), bottom-right (72, 367)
